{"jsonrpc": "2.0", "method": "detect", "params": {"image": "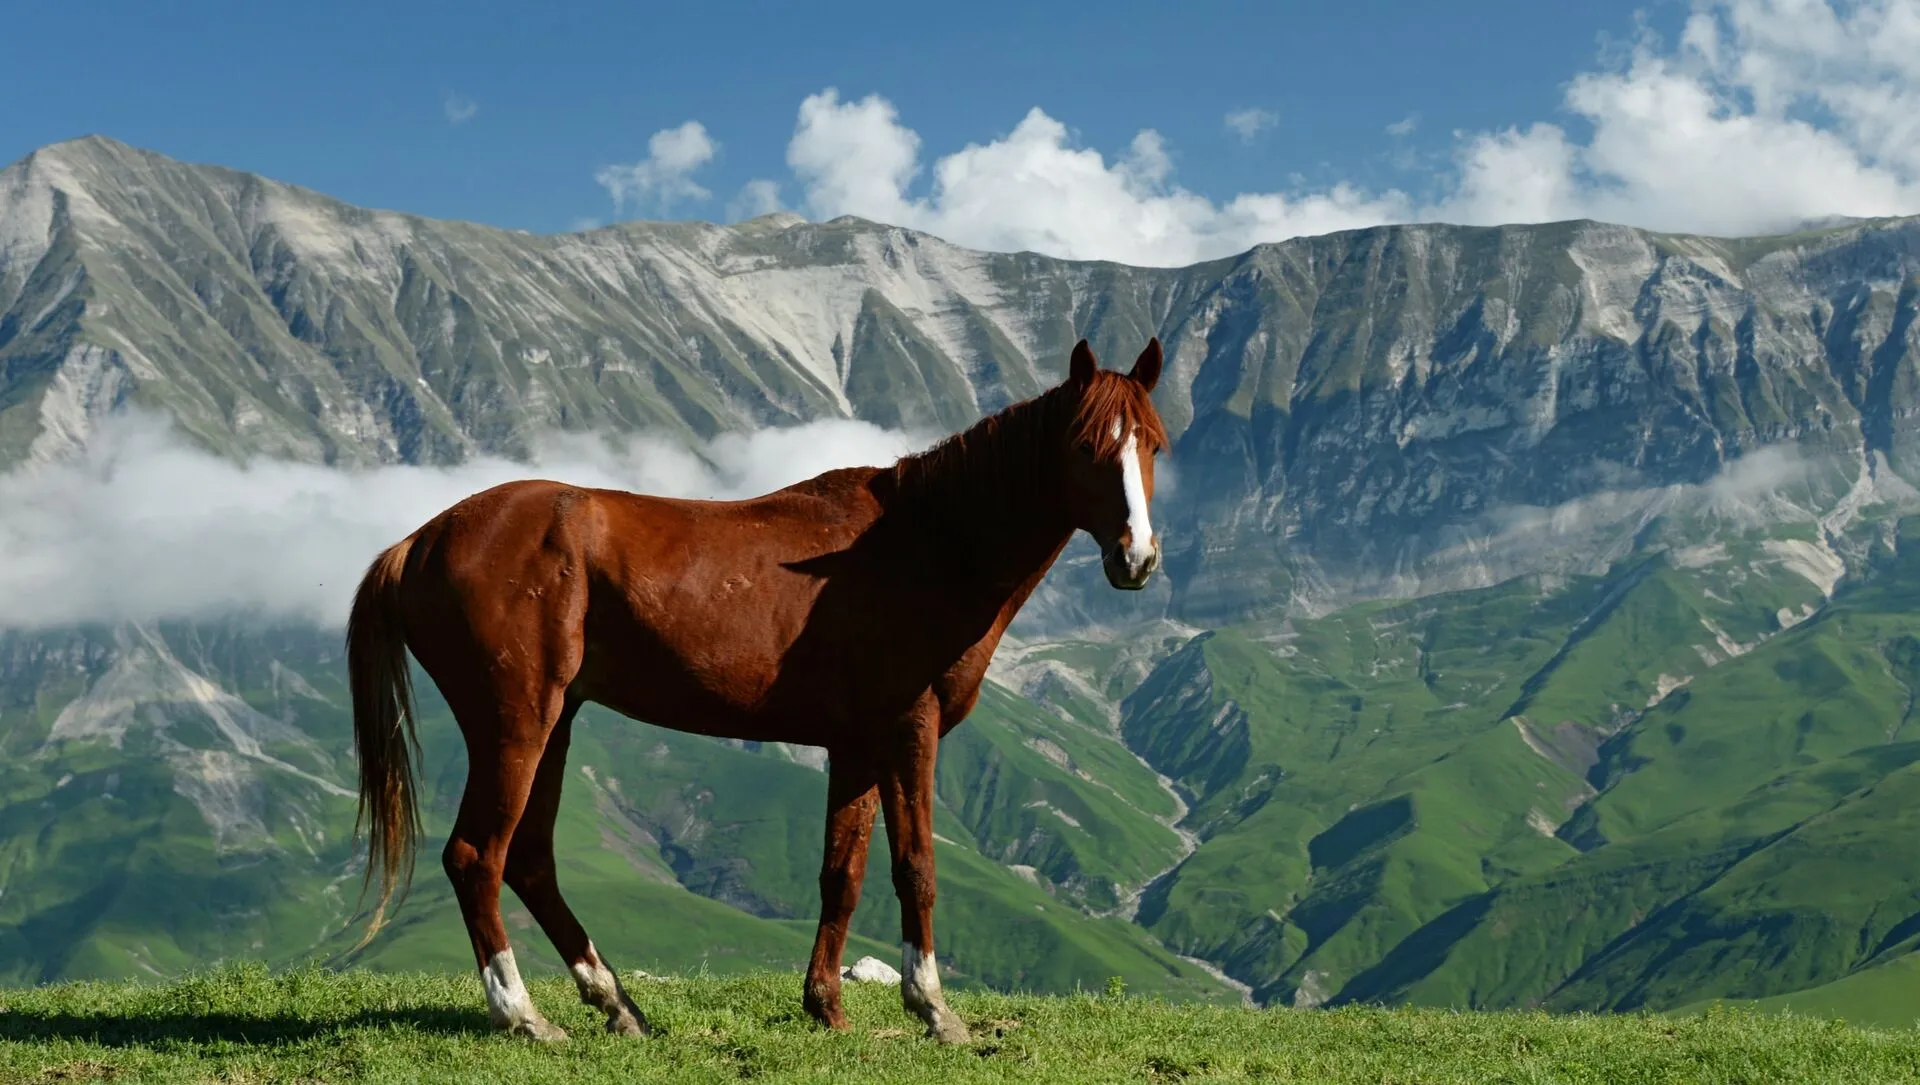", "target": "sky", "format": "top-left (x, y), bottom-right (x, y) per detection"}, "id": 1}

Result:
top-left (7, 0), bottom-right (1643, 242)
top-left (12, 0), bottom-right (1919, 268)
